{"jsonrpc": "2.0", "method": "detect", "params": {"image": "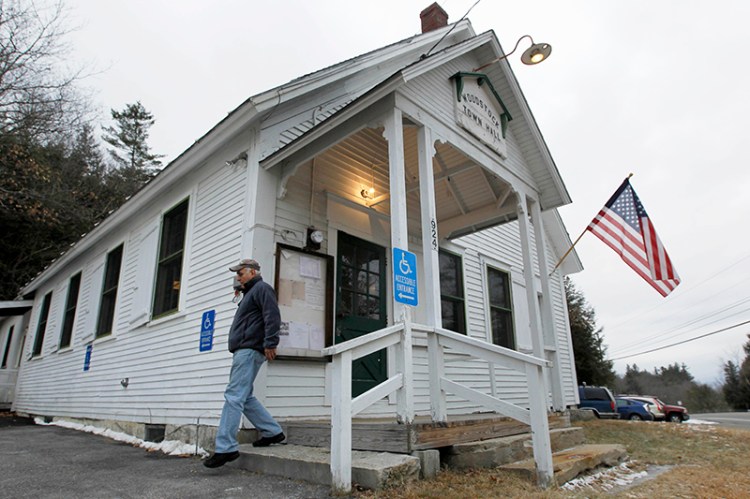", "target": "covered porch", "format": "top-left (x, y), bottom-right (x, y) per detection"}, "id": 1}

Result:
top-left (256, 74), bottom-right (576, 490)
